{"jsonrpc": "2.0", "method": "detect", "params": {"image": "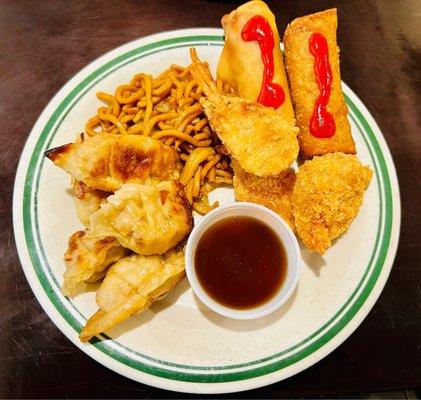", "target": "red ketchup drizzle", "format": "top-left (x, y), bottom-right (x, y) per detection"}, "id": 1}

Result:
top-left (241, 15), bottom-right (285, 109)
top-left (309, 32), bottom-right (336, 138)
